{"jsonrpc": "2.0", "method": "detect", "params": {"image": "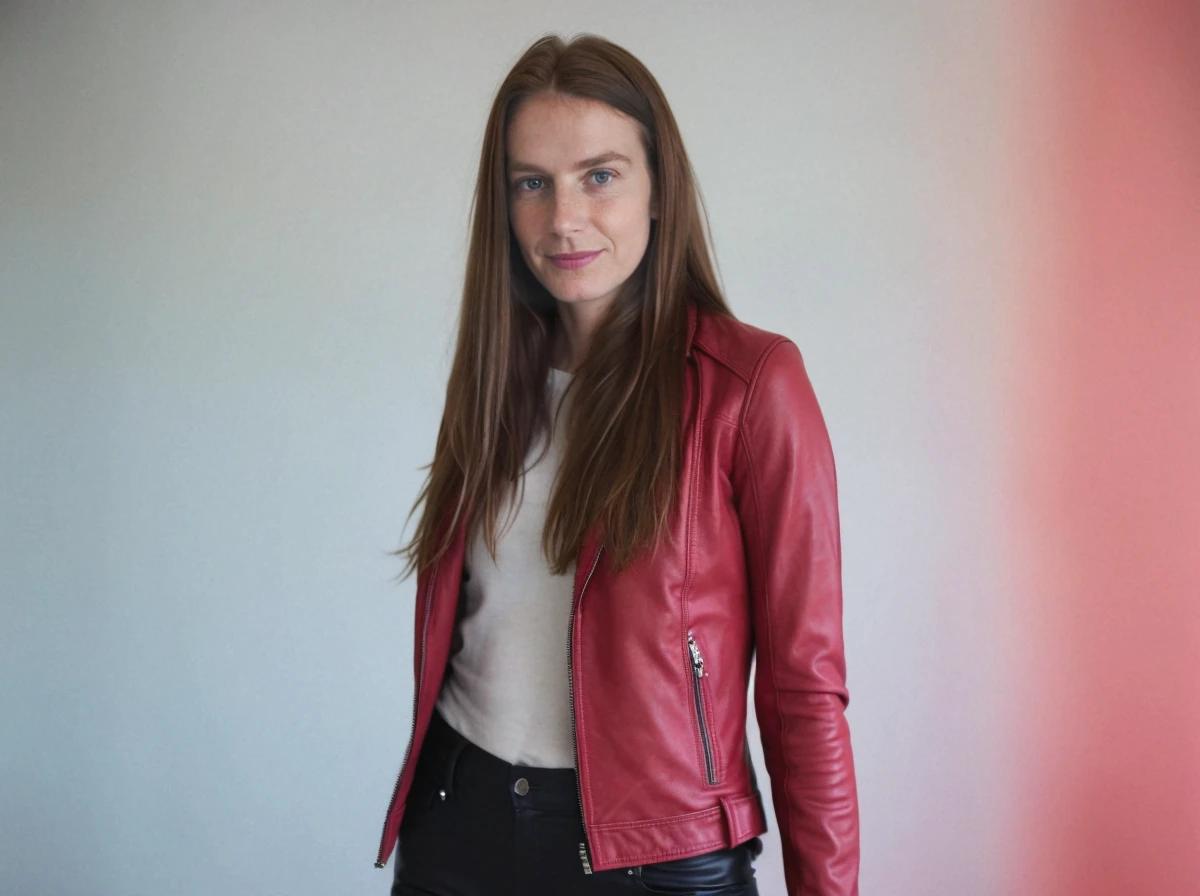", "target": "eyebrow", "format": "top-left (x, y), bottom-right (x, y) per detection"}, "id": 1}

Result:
top-left (507, 151), bottom-right (633, 175)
